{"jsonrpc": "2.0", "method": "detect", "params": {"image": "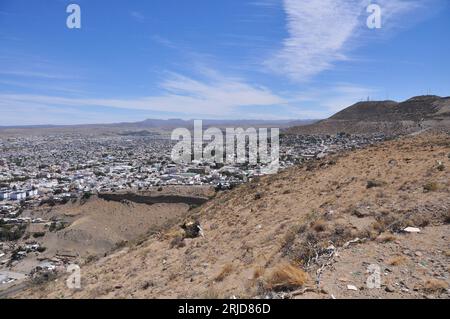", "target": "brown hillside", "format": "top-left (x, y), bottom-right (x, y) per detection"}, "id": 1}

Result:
top-left (289, 95), bottom-right (450, 135)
